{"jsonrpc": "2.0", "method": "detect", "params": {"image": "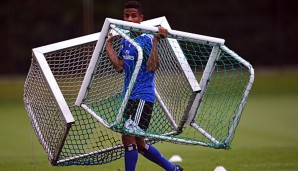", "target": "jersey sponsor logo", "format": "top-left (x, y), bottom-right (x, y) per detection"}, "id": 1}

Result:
top-left (123, 50), bottom-right (135, 60)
